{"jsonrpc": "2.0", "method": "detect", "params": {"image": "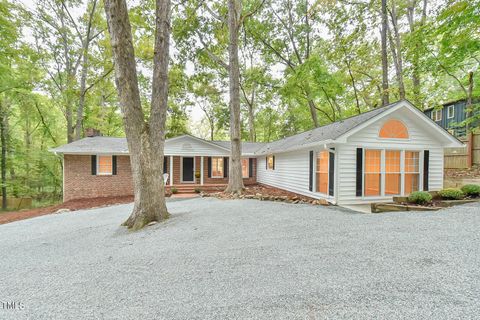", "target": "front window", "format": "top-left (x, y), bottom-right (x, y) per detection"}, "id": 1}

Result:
top-left (97, 155), bottom-right (113, 175)
top-left (211, 157), bottom-right (224, 178)
top-left (267, 155), bottom-right (274, 170)
top-left (432, 109), bottom-right (442, 122)
top-left (385, 150), bottom-right (401, 195)
top-left (405, 151), bottom-right (420, 194)
top-left (241, 159), bottom-right (249, 178)
top-left (447, 105), bottom-right (455, 119)
top-left (316, 151), bottom-right (329, 194)
top-left (364, 150), bottom-right (381, 196)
